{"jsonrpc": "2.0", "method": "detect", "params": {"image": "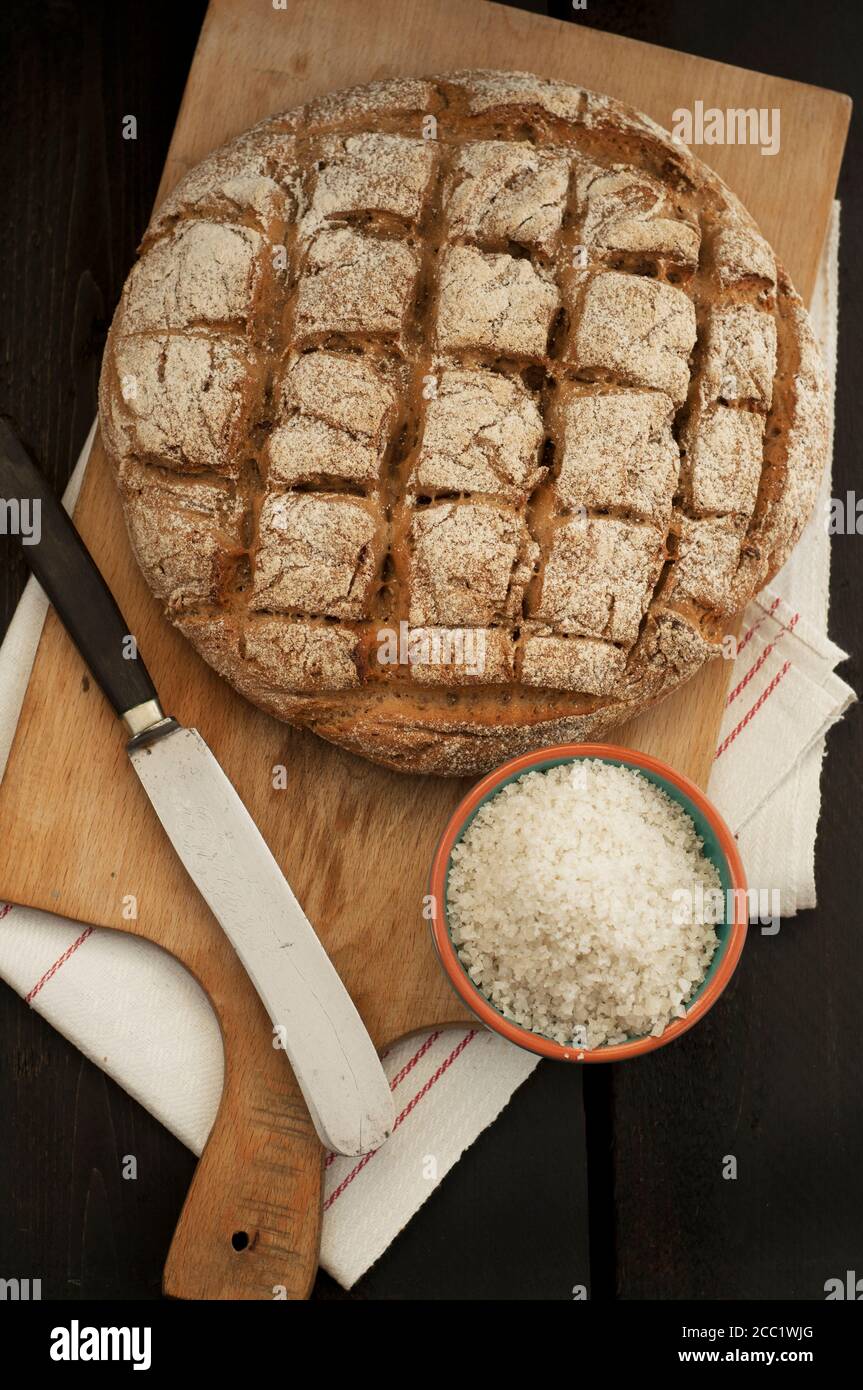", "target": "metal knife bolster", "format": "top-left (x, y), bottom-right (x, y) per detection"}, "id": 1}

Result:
top-left (123, 699), bottom-right (174, 741)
